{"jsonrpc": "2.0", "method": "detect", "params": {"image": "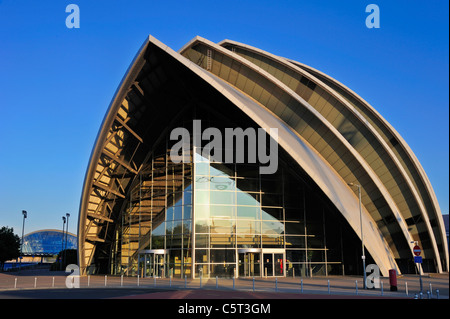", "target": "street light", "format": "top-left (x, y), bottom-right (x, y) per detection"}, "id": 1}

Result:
top-left (20, 210), bottom-right (27, 271)
top-left (61, 216), bottom-right (66, 270)
top-left (64, 213), bottom-right (70, 267)
top-left (348, 182), bottom-right (367, 289)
